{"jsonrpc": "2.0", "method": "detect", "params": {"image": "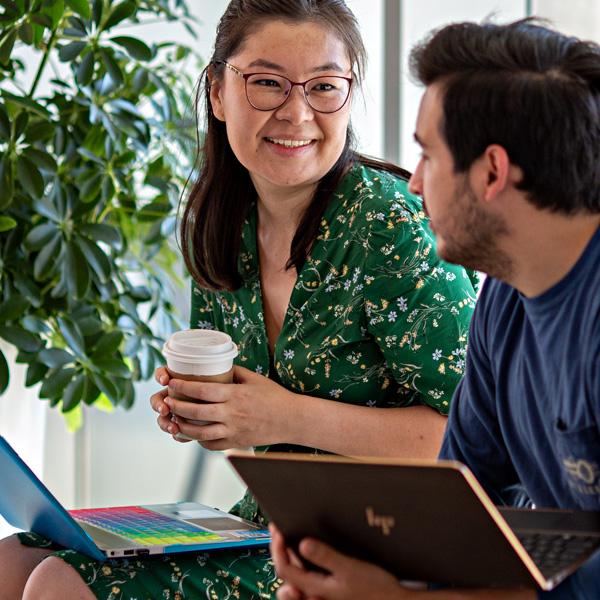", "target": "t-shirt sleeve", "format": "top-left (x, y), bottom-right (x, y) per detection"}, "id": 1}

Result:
top-left (363, 179), bottom-right (477, 415)
top-left (439, 278), bottom-right (521, 504)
